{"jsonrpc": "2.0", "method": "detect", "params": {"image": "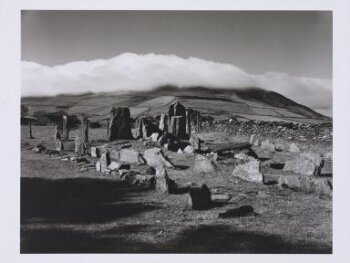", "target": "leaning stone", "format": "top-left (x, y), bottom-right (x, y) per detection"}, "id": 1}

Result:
top-left (232, 153), bottom-right (263, 183)
top-left (187, 184), bottom-right (211, 210)
top-left (289, 143), bottom-right (300, 153)
top-left (193, 154), bottom-right (218, 174)
top-left (283, 153), bottom-right (324, 176)
top-left (119, 149), bottom-right (146, 164)
top-left (143, 148), bottom-right (175, 169)
top-left (189, 135), bottom-right (201, 150)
